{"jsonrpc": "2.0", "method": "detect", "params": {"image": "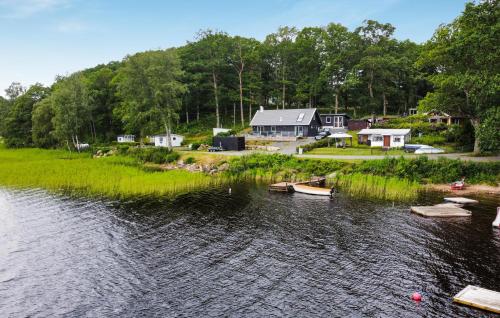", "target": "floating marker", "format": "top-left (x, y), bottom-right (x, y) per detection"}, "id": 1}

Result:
top-left (412, 292), bottom-right (422, 301)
